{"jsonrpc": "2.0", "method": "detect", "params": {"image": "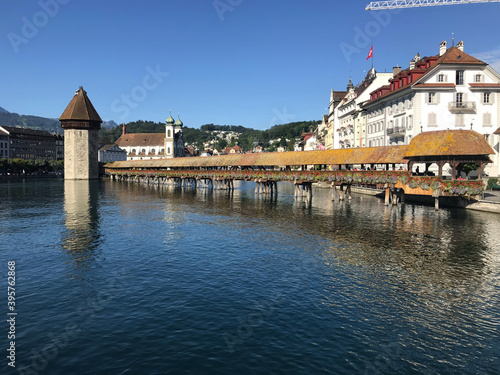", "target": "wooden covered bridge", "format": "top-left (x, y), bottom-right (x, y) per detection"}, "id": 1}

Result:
top-left (105, 130), bottom-right (495, 209)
